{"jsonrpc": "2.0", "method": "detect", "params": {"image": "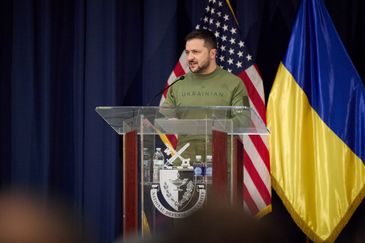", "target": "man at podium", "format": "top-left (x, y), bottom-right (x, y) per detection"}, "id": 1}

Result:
top-left (163, 29), bottom-right (249, 107)
top-left (162, 29), bottom-right (249, 163)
